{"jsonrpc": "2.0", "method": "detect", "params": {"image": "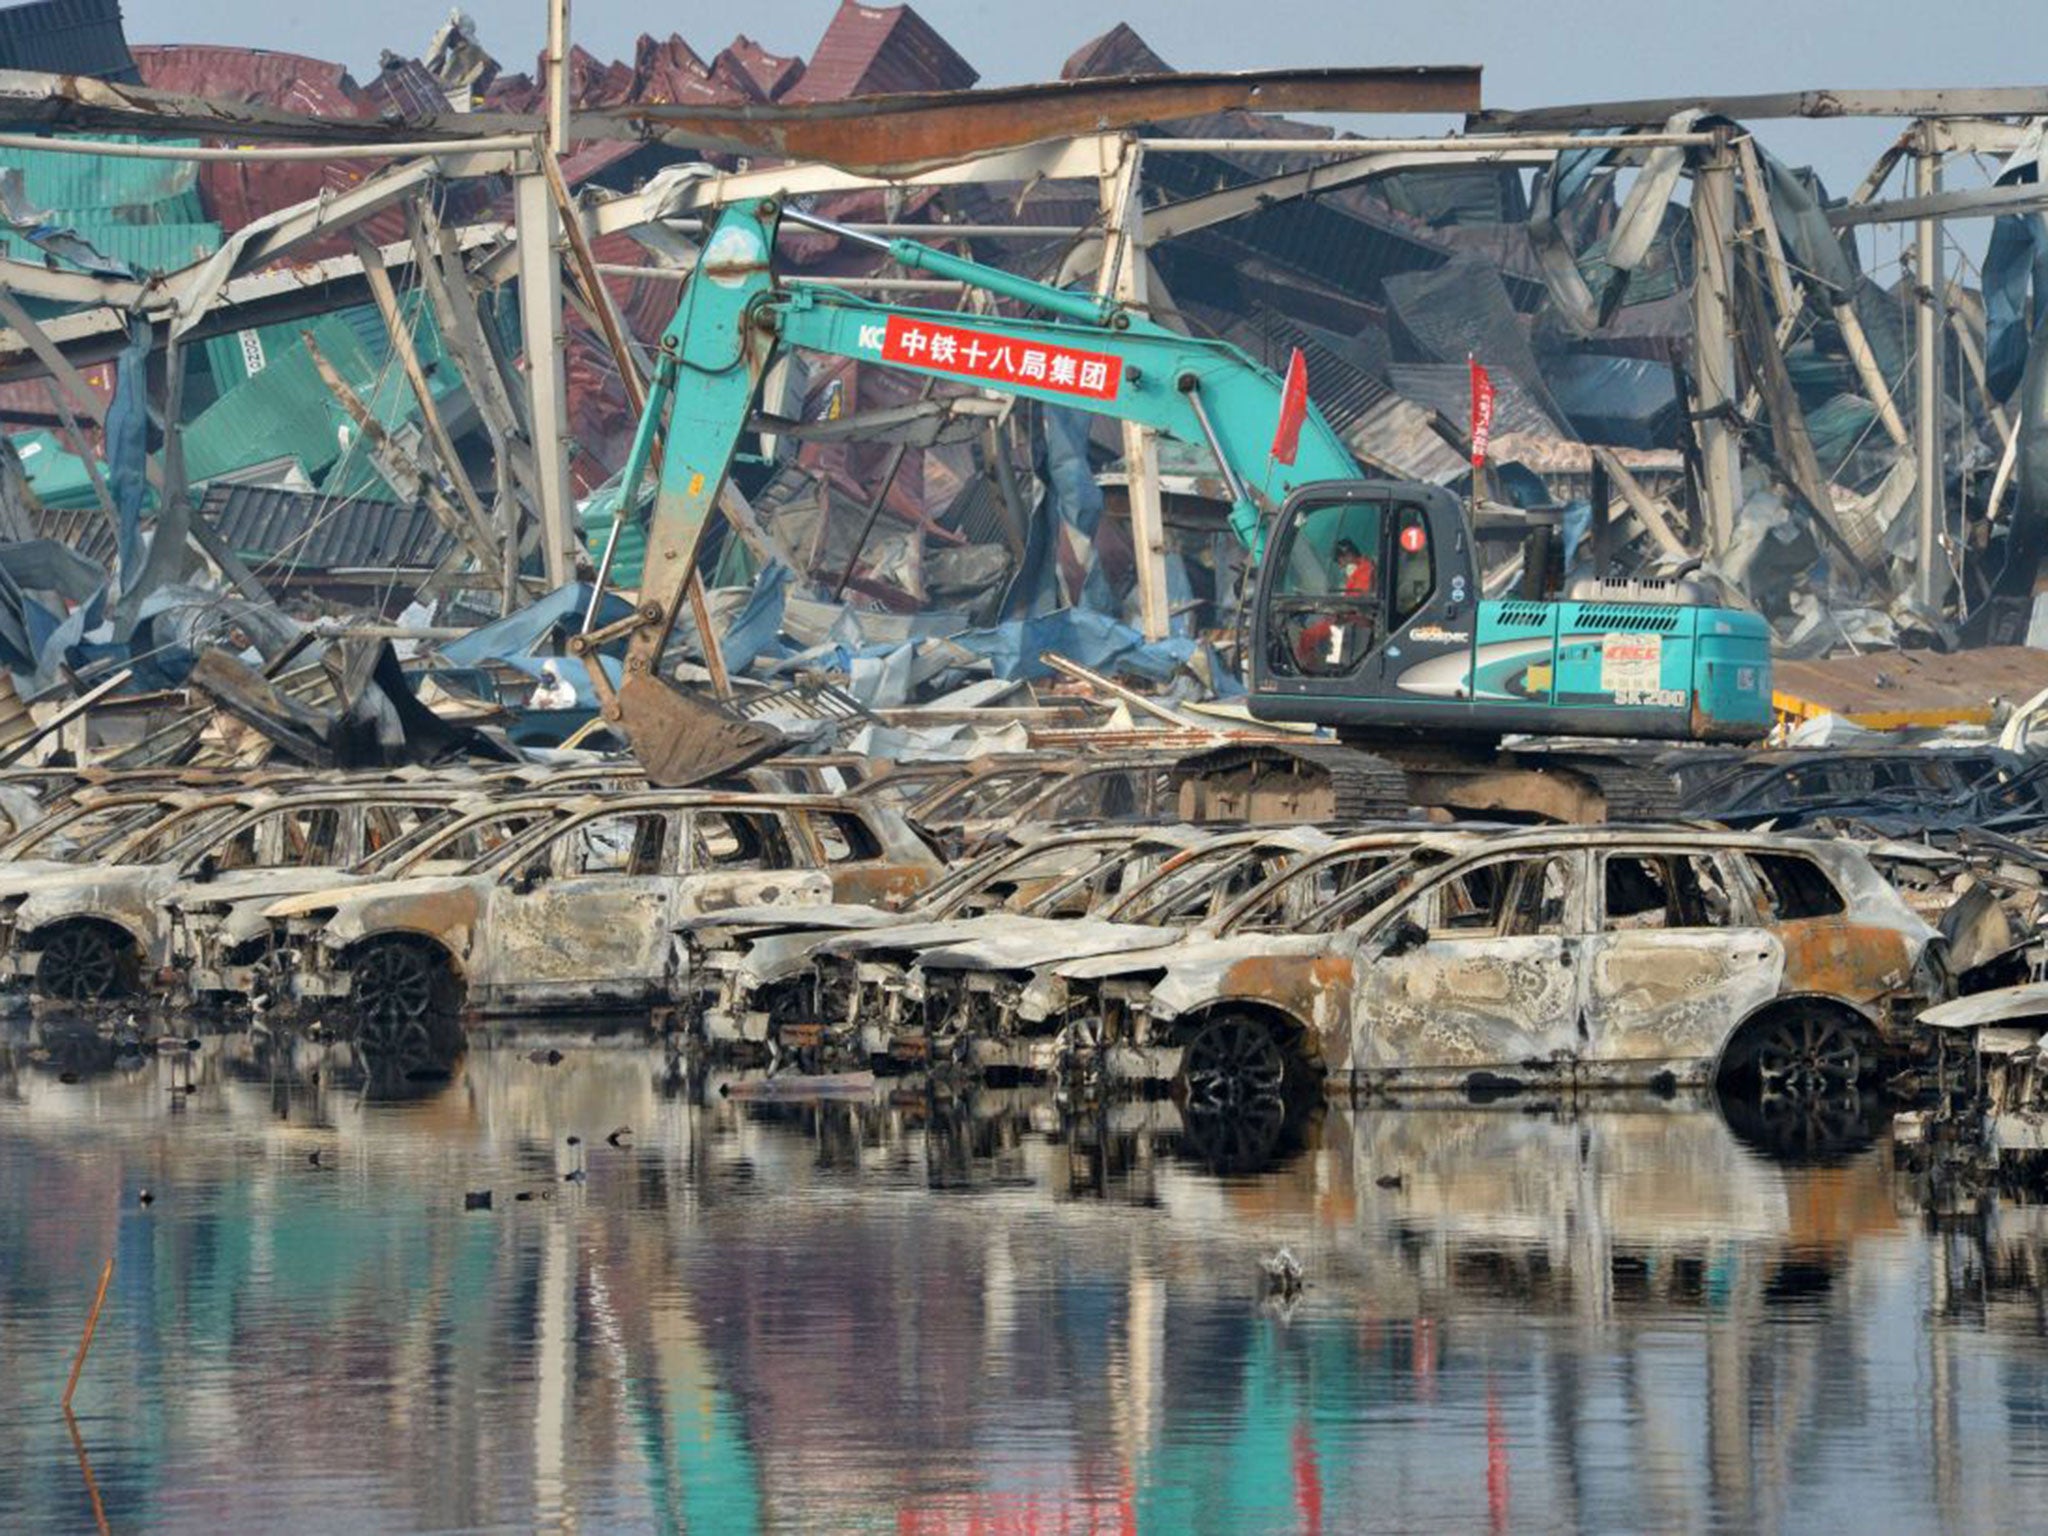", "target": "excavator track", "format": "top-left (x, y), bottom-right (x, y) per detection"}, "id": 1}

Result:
top-left (1519, 755), bottom-right (1682, 822)
top-left (1172, 741), bottom-right (1416, 824)
top-left (1173, 740), bottom-right (1684, 826)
